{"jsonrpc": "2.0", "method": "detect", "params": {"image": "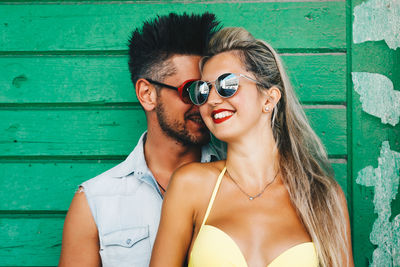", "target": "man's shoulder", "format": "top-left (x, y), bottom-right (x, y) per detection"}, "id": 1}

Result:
top-left (81, 149), bottom-right (148, 196)
top-left (82, 160), bottom-right (127, 182)
top-left (81, 132), bottom-right (149, 195)
top-left (80, 160), bottom-right (138, 196)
